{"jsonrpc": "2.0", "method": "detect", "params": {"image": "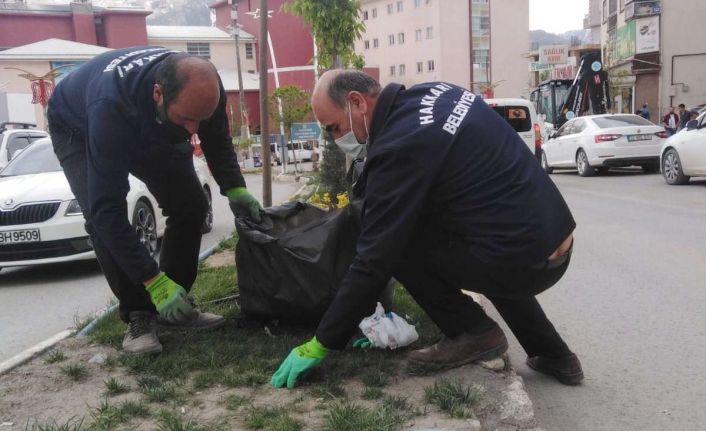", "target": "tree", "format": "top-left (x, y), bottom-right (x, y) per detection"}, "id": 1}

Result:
top-left (269, 85), bottom-right (311, 131)
top-left (283, 0), bottom-right (365, 70)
